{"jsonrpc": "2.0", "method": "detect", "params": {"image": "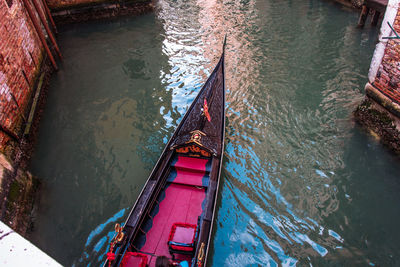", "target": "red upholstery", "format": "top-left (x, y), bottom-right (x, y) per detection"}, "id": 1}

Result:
top-left (138, 184), bottom-right (205, 257)
top-left (174, 157), bottom-right (209, 172)
top-left (120, 252), bottom-right (148, 267)
top-left (168, 223), bottom-right (197, 252)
